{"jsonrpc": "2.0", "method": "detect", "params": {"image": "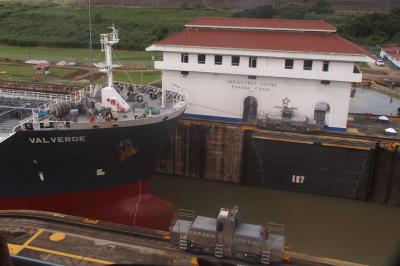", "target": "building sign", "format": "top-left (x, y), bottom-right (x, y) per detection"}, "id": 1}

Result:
top-left (227, 79), bottom-right (277, 92)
